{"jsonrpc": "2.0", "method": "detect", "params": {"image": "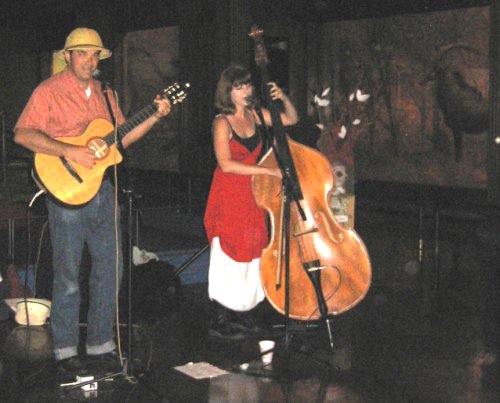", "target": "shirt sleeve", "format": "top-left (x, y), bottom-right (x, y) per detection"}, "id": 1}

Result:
top-left (15, 85), bottom-right (51, 133)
